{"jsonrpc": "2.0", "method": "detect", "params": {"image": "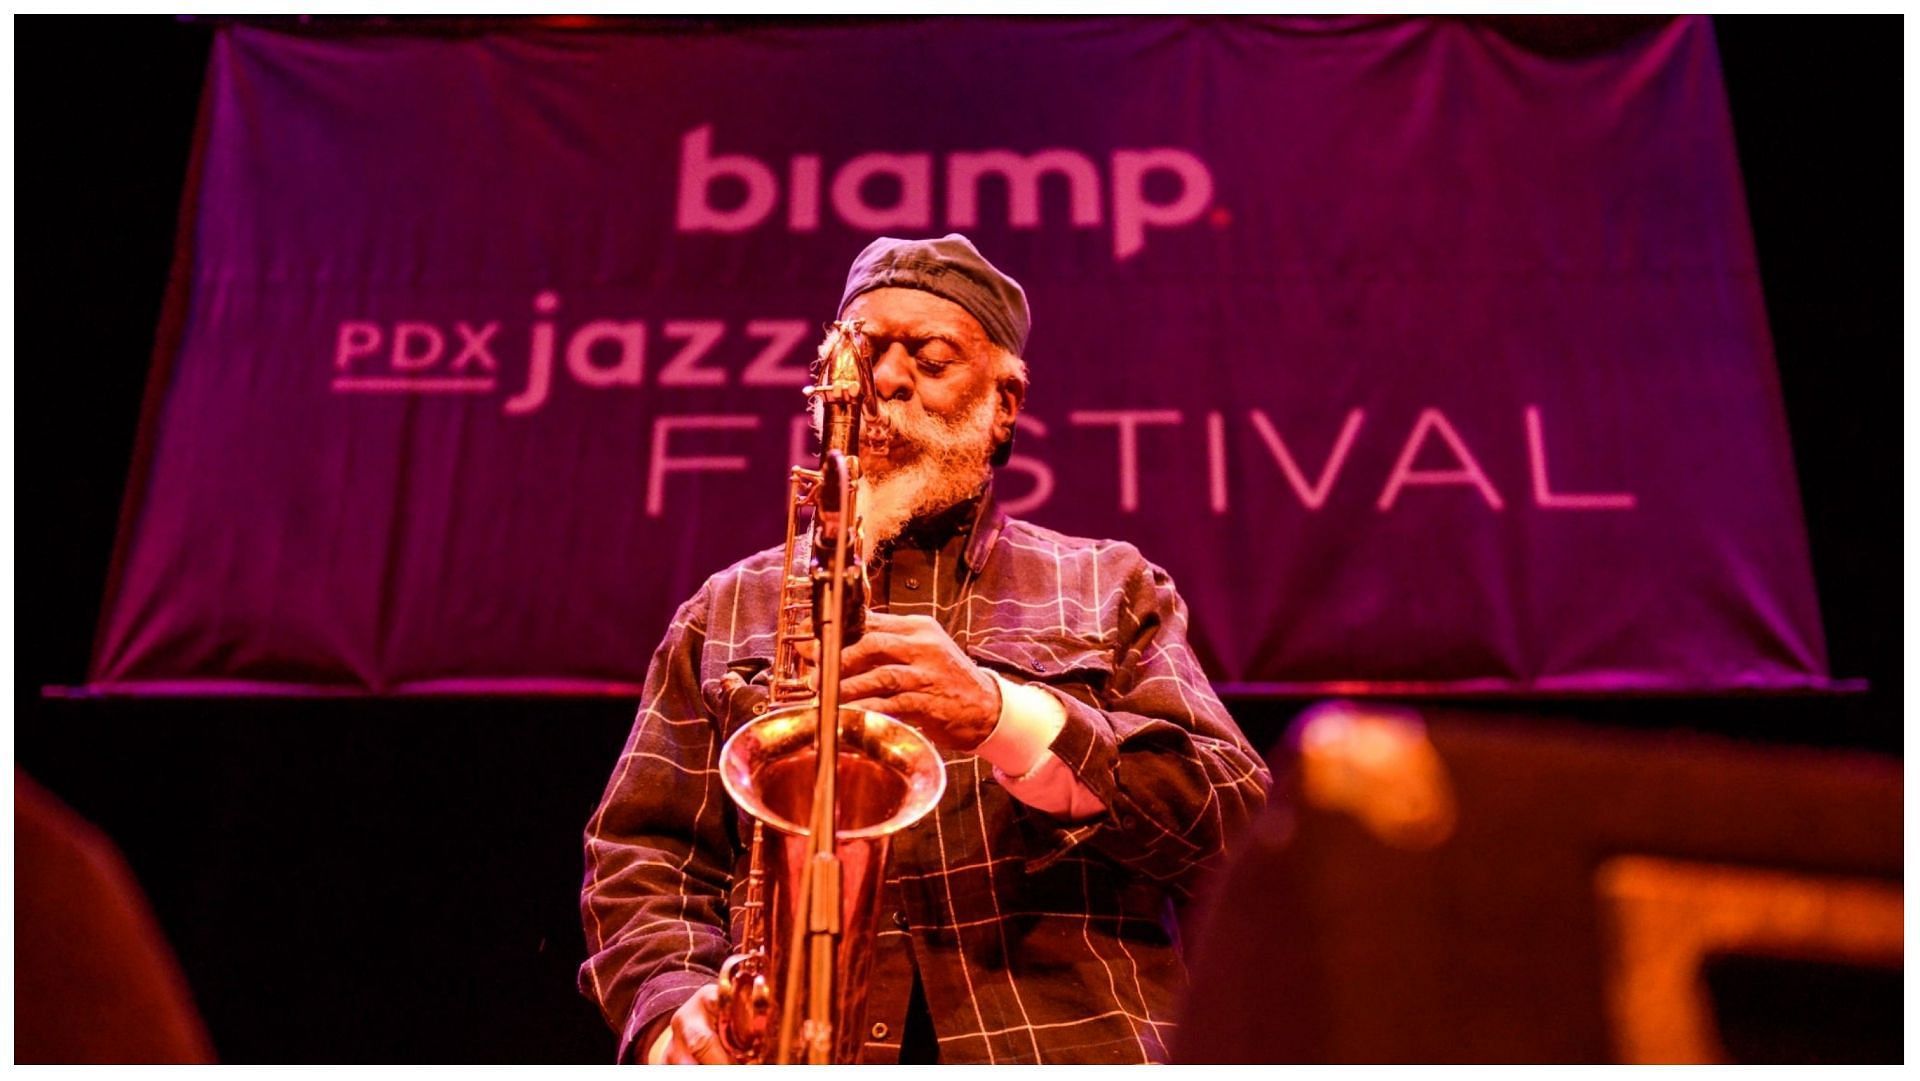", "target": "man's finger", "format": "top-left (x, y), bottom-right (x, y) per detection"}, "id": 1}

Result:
top-left (839, 631), bottom-right (918, 673)
top-left (839, 666), bottom-right (918, 702)
top-left (843, 696), bottom-right (903, 722)
top-left (666, 1027), bottom-right (732, 1065)
top-left (681, 1027), bottom-right (732, 1066)
top-left (862, 611), bottom-right (936, 631)
top-left (848, 694), bottom-right (969, 750)
top-left (668, 986), bottom-right (736, 1066)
